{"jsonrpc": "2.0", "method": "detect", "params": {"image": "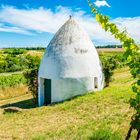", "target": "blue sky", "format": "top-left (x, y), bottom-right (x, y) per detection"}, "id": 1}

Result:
top-left (0, 0), bottom-right (140, 47)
